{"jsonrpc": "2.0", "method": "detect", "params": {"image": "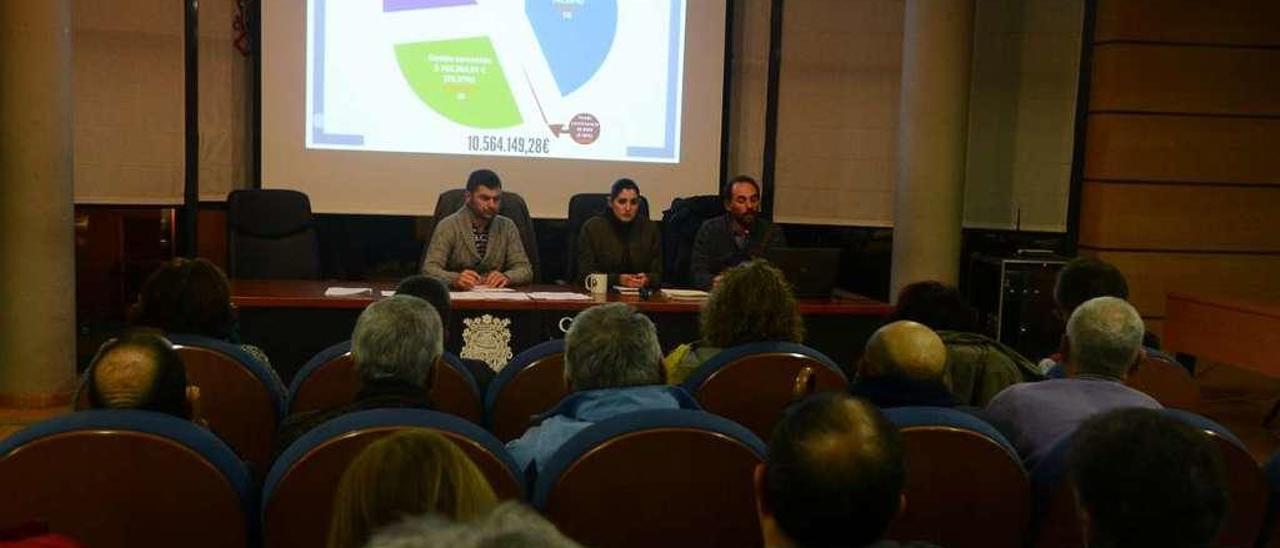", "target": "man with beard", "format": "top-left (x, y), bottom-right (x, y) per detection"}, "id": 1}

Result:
top-left (422, 169), bottom-right (533, 289)
top-left (690, 175), bottom-right (786, 290)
